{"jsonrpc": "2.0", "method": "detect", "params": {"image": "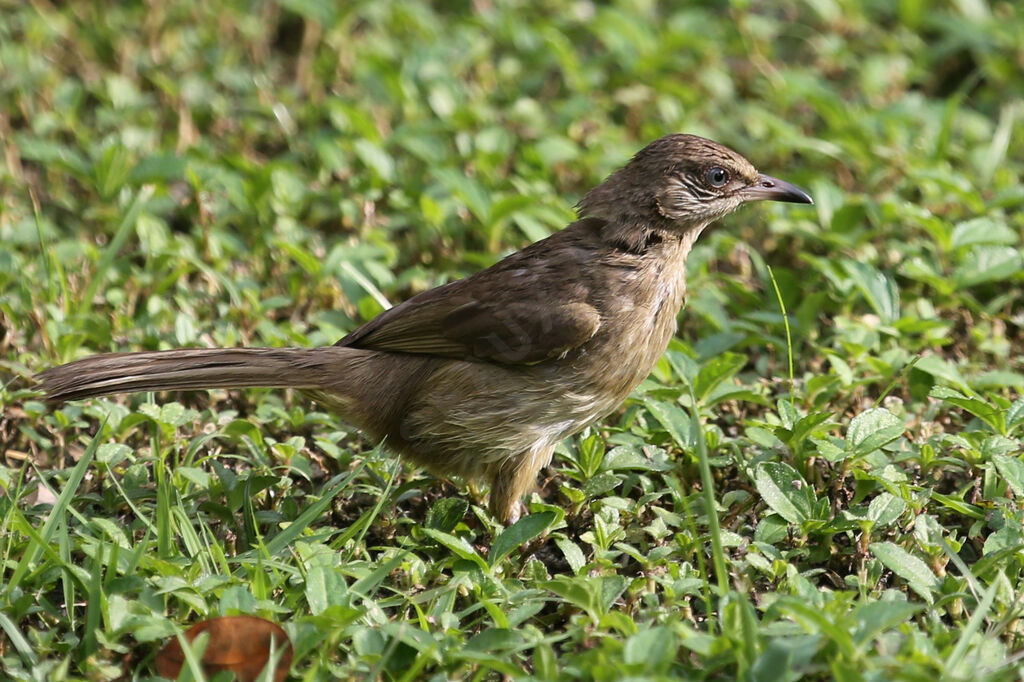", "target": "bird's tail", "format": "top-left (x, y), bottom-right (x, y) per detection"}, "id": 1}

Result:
top-left (37, 347), bottom-right (343, 403)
